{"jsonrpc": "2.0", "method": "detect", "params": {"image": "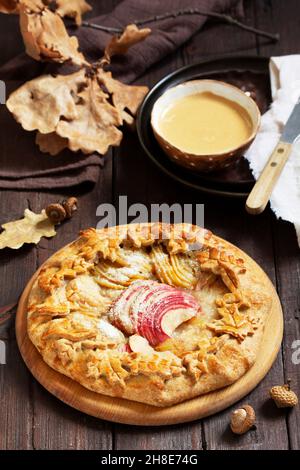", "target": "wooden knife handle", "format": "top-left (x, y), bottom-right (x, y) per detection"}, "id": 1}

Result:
top-left (246, 141), bottom-right (292, 215)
